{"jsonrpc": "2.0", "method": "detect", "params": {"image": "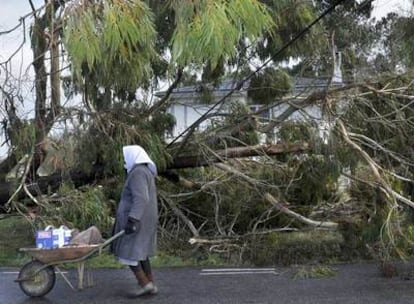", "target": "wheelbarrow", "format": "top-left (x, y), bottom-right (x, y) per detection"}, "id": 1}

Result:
top-left (15, 230), bottom-right (125, 297)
